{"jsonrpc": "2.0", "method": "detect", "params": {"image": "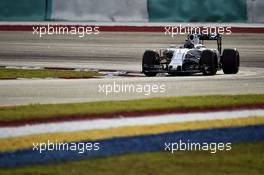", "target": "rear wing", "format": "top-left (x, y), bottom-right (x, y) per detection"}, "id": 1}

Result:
top-left (199, 33), bottom-right (222, 53)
